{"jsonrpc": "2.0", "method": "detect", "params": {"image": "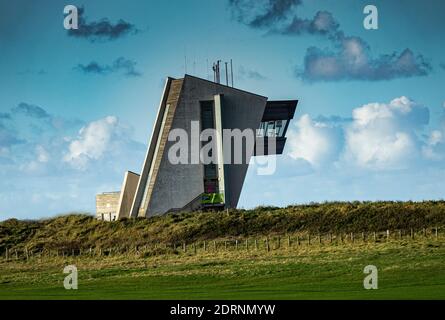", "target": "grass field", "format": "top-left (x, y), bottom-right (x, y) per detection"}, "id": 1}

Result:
top-left (1, 202), bottom-right (444, 299)
top-left (1, 238), bottom-right (444, 300)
